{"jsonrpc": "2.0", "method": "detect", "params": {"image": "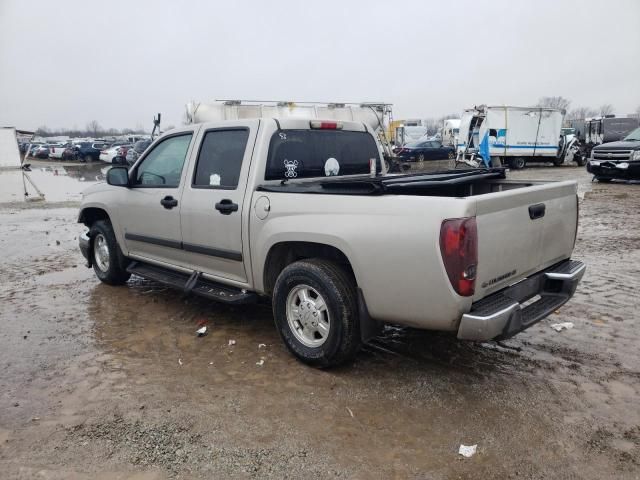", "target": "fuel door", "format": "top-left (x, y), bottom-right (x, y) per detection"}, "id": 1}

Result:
top-left (254, 196), bottom-right (271, 220)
